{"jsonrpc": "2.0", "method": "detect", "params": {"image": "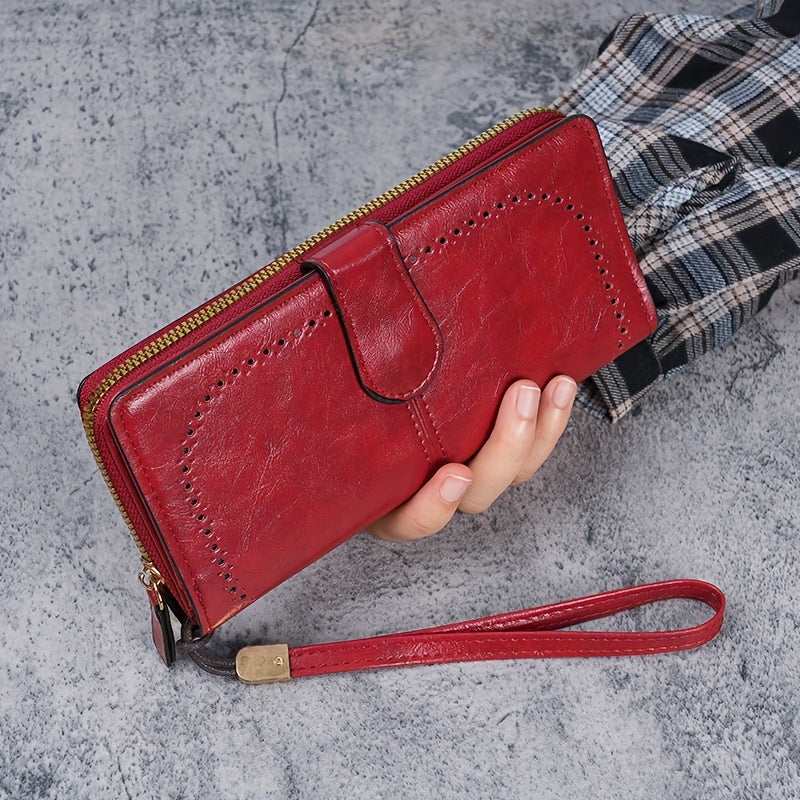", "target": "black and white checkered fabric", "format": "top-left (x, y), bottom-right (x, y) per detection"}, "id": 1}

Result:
top-left (555, 0), bottom-right (800, 421)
